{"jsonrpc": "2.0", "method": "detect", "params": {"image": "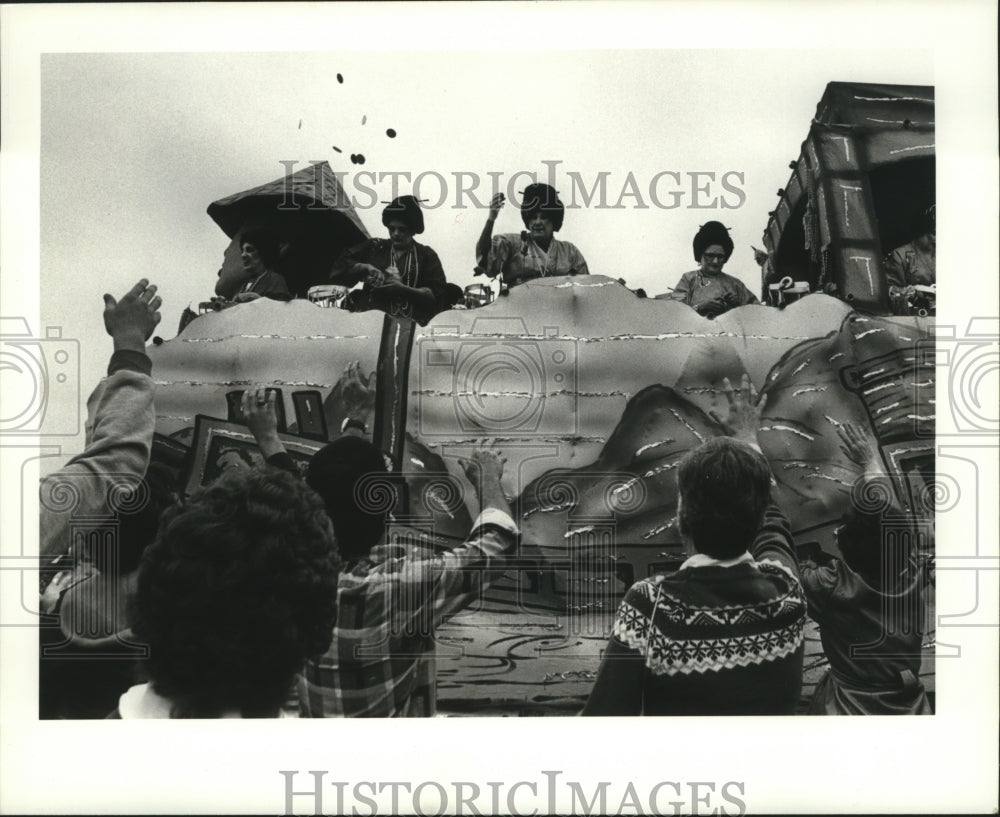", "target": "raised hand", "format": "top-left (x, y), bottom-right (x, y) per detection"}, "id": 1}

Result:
top-left (488, 192), bottom-right (506, 221)
top-left (103, 279), bottom-right (162, 352)
top-left (837, 423), bottom-right (876, 468)
top-left (243, 387), bottom-right (278, 438)
top-left (458, 442), bottom-right (507, 484)
top-left (458, 441), bottom-right (511, 517)
top-left (708, 373), bottom-right (767, 446)
top-left (242, 387), bottom-right (286, 459)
